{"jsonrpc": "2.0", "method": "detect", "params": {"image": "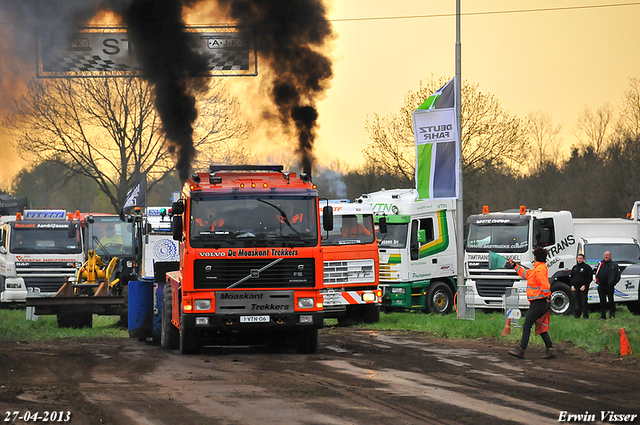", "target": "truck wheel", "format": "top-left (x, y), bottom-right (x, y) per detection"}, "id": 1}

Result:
top-left (179, 310), bottom-right (201, 355)
top-left (76, 314), bottom-right (93, 329)
top-left (361, 304), bottom-right (380, 324)
top-left (627, 299), bottom-right (640, 315)
top-left (296, 328), bottom-right (318, 354)
top-left (427, 282), bottom-right (453, 315)
top-left (550, 282), bottom-right (573, 315)
top-left (161, 284), bottom-right (178, 349)
top-left (57, 314), bottom-right (74, 328)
